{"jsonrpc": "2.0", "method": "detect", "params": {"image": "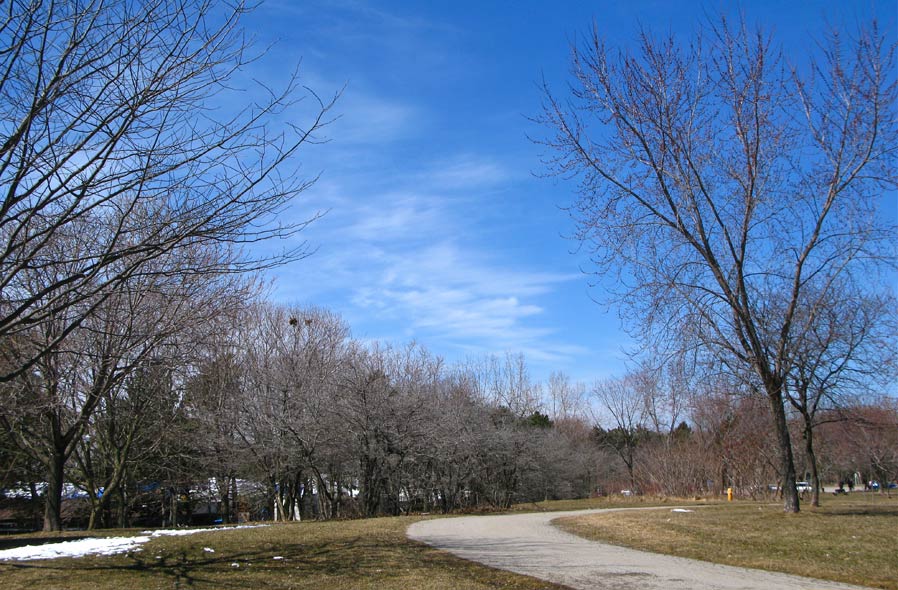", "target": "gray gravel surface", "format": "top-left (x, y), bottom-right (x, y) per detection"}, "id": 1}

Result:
top-left (407, 508), bottom-right (871, 590)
